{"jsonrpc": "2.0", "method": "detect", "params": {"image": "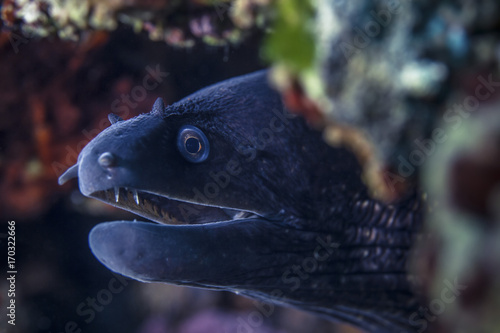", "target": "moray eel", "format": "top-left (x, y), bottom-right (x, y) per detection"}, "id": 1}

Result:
top-left (59, 71), bottom-right (423, 333)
